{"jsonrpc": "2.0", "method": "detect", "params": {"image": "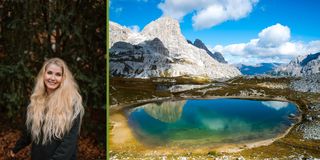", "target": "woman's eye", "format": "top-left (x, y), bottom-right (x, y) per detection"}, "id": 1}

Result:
top-left (47, 71), bottom-right (52, 74)
top-left (56, 73), bottom-right (62, 77)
